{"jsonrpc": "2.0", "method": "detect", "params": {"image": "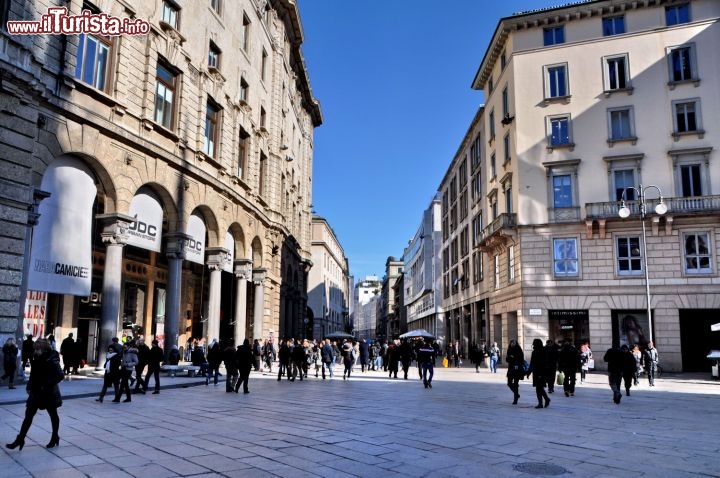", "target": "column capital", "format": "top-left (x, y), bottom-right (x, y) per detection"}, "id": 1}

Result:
top-left (205, 247), bottom-right (230, 271)
top-left (234, 258), bottom-right (253, 279)
top-left (252, 267), bottom-right (267, 285)
top-left (165, 232), bottom-right (192, 260)
top-left (97, 212), bottom-right (135, 246)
